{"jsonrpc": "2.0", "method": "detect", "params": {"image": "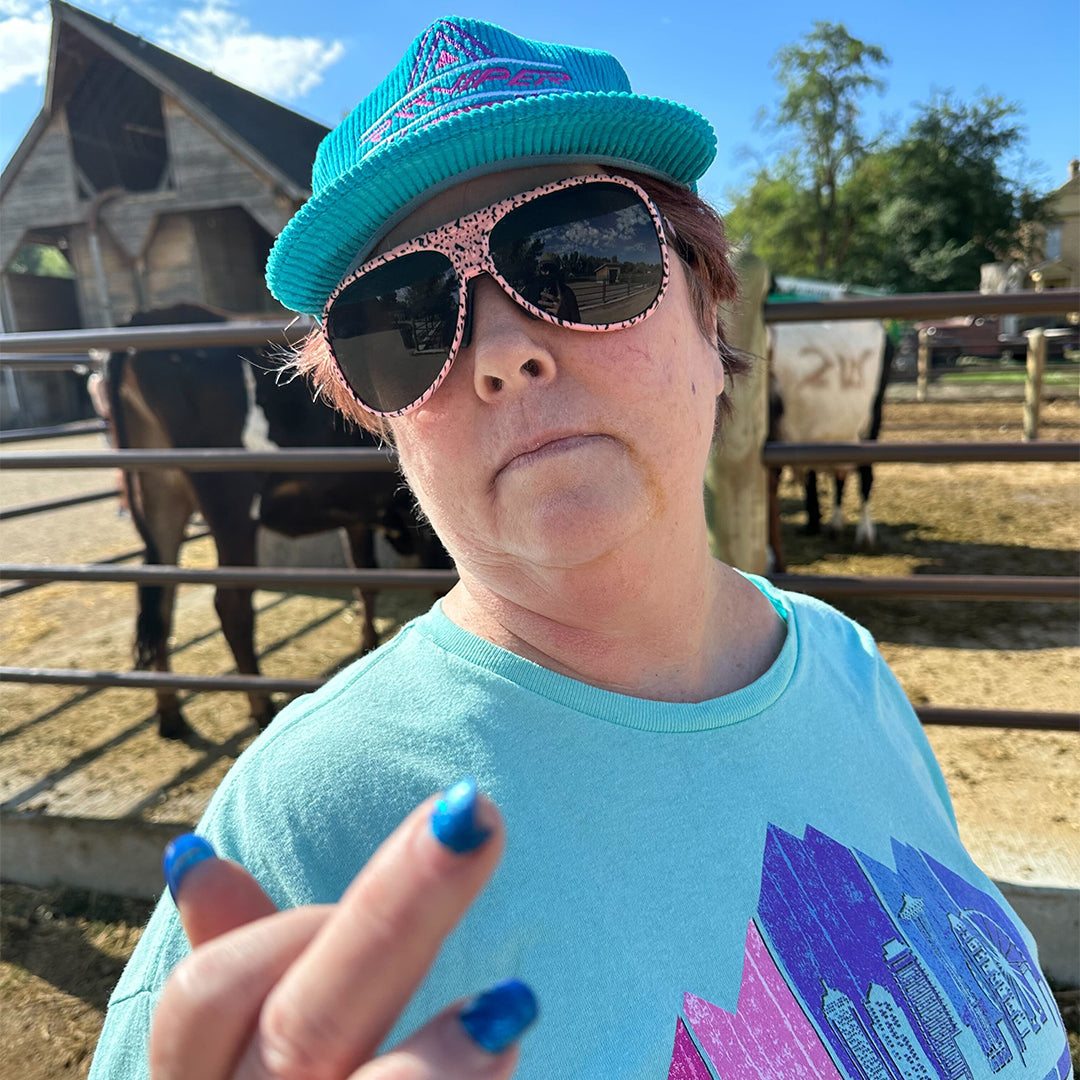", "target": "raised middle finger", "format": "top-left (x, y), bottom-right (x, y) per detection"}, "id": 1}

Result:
top-left (238, 778), bottom-right (504, 1080)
